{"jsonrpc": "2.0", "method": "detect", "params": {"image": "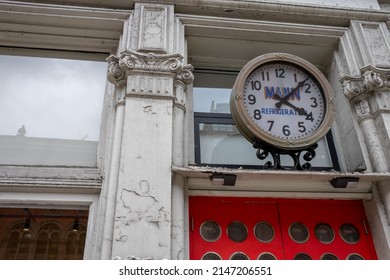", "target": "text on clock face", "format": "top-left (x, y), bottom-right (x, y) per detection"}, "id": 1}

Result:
top-left (242, 64), bottom-right (325, 140)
